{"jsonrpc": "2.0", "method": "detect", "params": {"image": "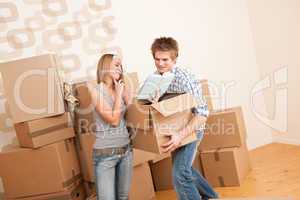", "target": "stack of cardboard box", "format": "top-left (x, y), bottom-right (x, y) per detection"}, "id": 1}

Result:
top-left (198, 80), bottom-right (251, 187)
top-left (0, 54), bottom-right (85, 199)
top-left (143, 79), bottom-right (251, 190)
top-left (0, 54), bottom-right (252, 198)
top-left (149, 150), bottom-right (203, 191)
top-left (212, 198), bottom-right (291, 200)
top-left (72, 73), bottom-right (159, 200)
top-left (126, 92), bottom-right (202, 154)
top-left (144, 80), bottom-right (212, 191)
